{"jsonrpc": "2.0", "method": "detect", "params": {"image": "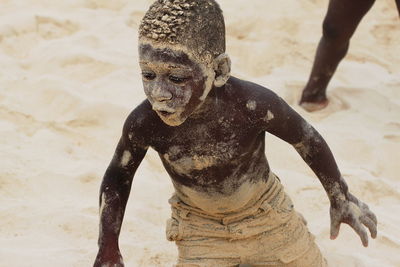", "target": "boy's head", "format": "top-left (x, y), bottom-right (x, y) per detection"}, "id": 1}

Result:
top-left (138, 0), bottom-right (231, 126)
top-left (139, 0), bottom-right (225, 62)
